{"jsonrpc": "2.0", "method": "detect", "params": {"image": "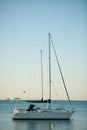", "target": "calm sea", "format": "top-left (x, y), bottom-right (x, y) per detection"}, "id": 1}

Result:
top-left (0, 100), bottom-right (87, 130)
